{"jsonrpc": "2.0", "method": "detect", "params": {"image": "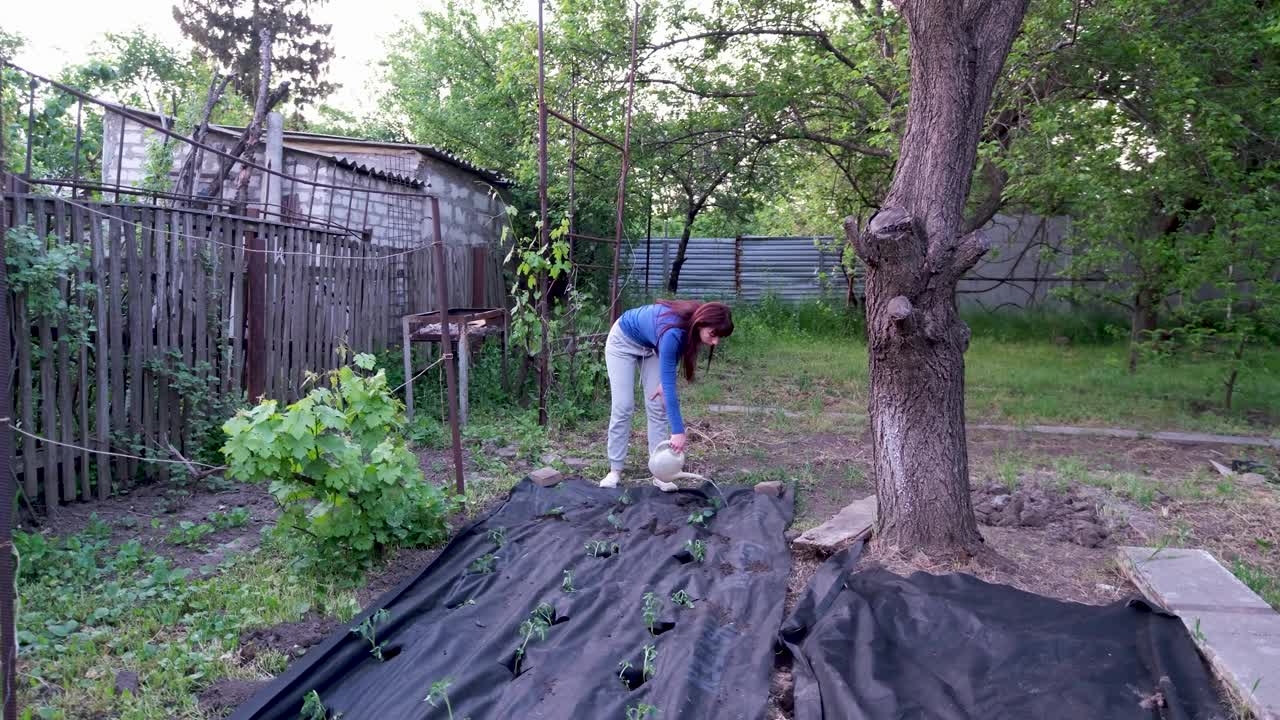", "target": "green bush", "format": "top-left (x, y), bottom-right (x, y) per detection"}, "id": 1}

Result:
top-left (222, 354), bottom-right (456, 575)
